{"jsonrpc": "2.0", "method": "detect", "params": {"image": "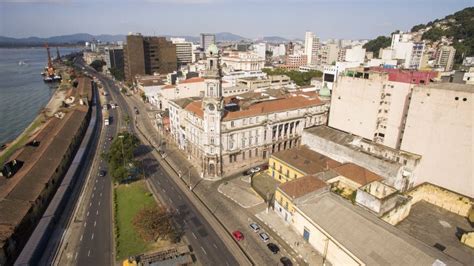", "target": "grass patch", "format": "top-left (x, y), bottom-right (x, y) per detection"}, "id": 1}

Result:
top-left (114, 180), bottom-right (157, 260)
top-left (0, 116), bottom-right (44, 166)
